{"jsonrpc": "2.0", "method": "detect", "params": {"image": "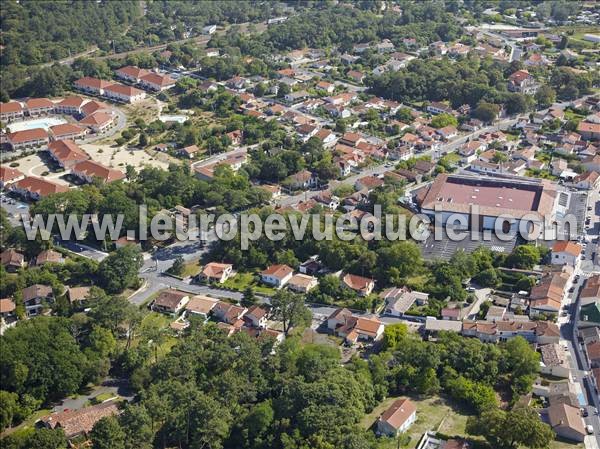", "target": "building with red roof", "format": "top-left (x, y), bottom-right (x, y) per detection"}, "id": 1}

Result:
top-left (71, 160), bottom-right (125, 184)
top-left (25, 98), bottom-right (55, 116)
top-left (10, 176), bottom-right (68, 200)
top-left (115, 65), bottom-right (150, 83)
top-left (49, 123), bottom-right (87, 141)
top-left (0, 166), bottom-right (24, 187)
top-left (139, 72), bottom-right (176, 91)
top-left (79, 111), bottom-right (115, 133)
top-left (104, 83), bottom-right (146, 103)
top-left (55, 96), bottom-right (87, 116)
top-left (47, 139), bottom-right (89, 169)
top-left (74, 77), bottom-right (112, 95)
top-left (0, 101), bottom-right (24, 122)
top-left (7, 128), bottom-right (49, 150)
